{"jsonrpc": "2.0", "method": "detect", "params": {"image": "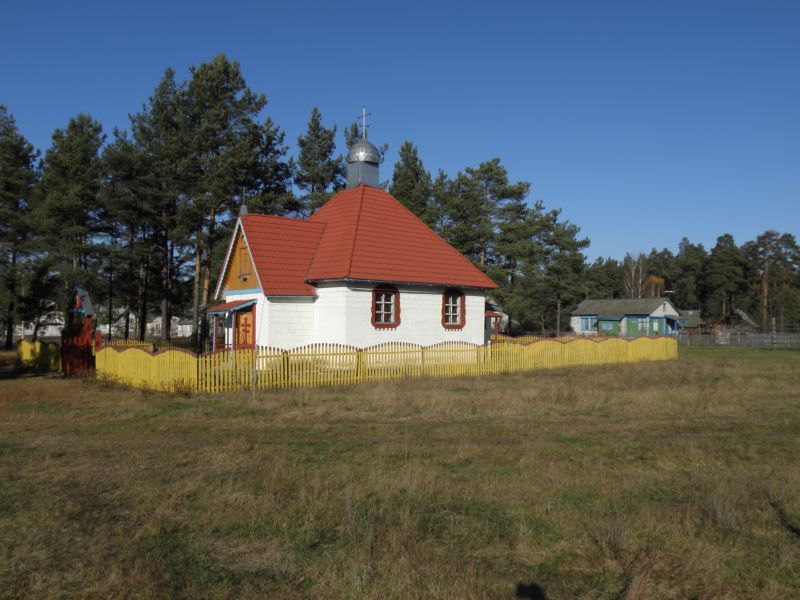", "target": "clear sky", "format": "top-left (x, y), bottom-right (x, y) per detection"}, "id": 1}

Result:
top-left (2, 0), bottom-right (798, 260)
